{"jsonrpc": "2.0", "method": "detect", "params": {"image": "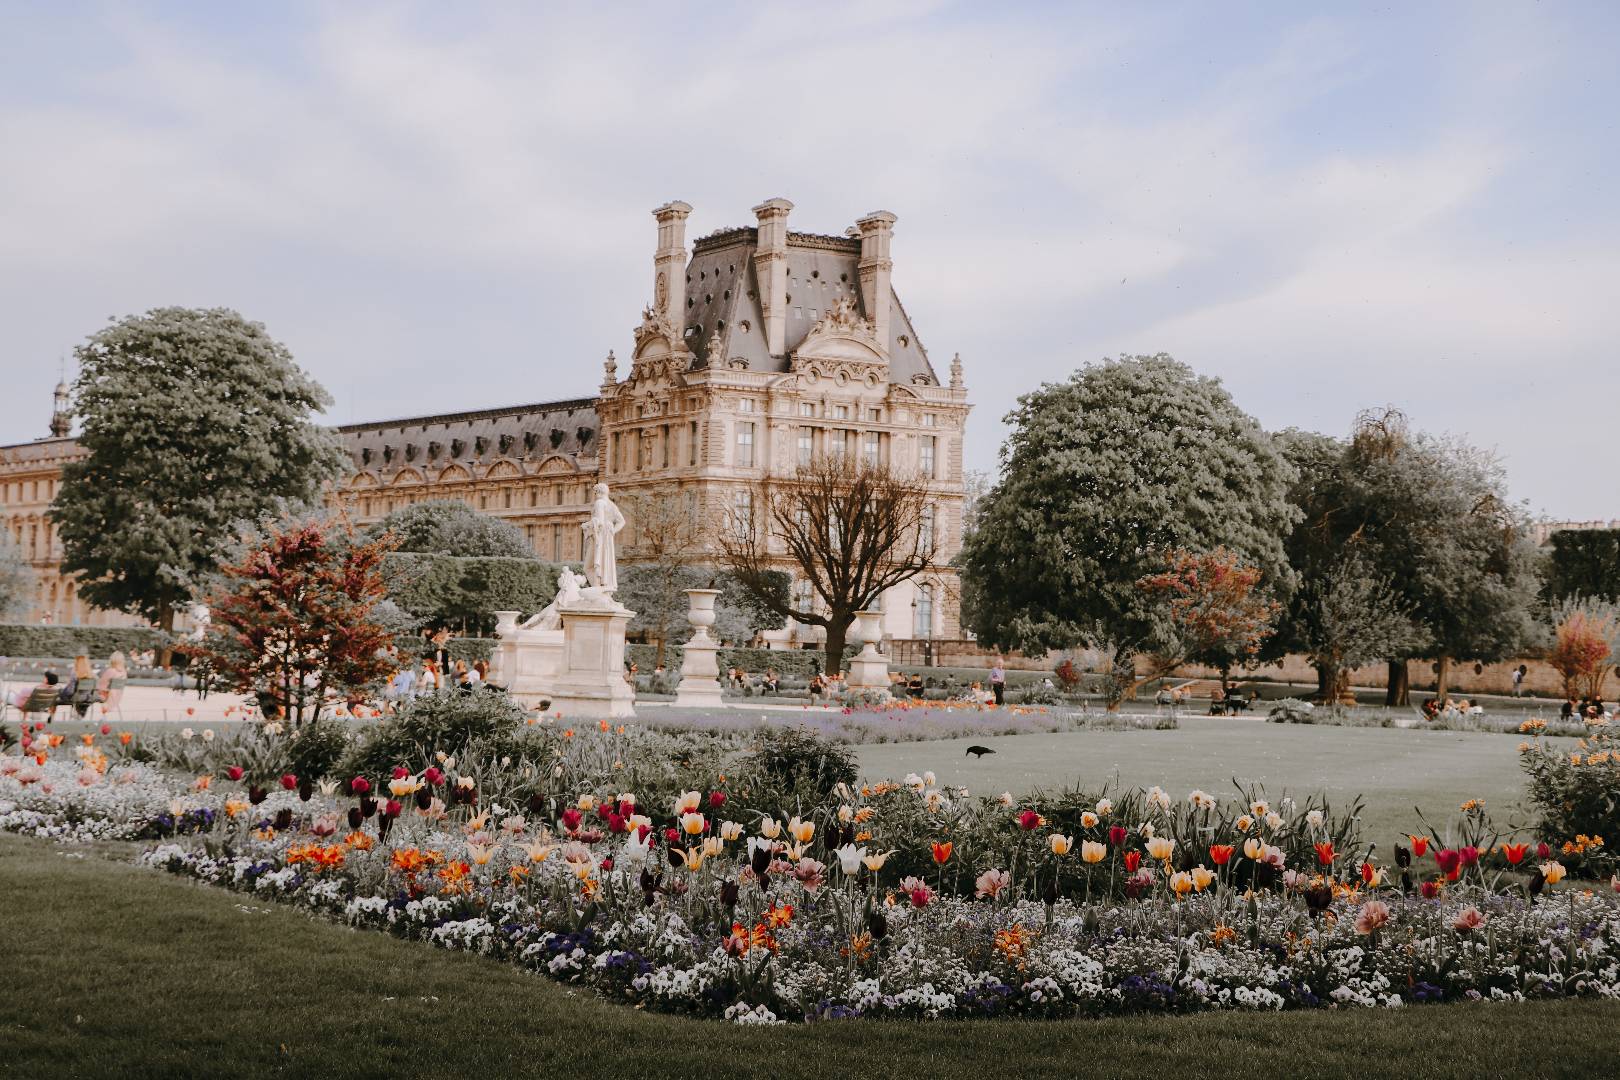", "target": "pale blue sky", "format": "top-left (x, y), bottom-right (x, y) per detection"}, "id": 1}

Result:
top-left (1, 2), bottom-right (1615, 517)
